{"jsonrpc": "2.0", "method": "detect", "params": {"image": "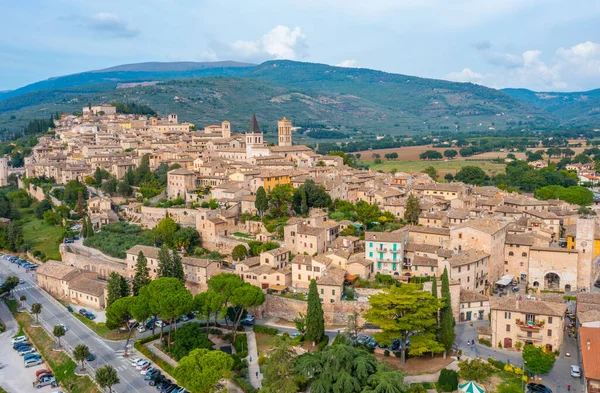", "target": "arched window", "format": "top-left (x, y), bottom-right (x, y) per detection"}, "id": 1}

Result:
top-left (508, 251), bottom-right (514, 256)
top-left (522, 252), bottom-right (527, 257)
